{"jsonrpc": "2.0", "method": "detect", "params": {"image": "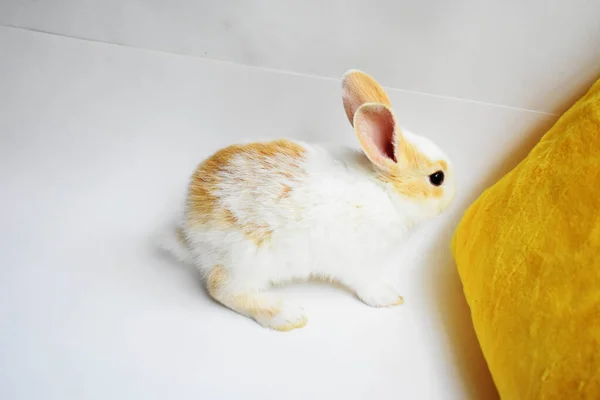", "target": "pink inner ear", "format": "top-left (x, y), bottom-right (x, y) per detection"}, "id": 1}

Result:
top-left (378, 130), bottom-right (396, 162)
top-left (355, 104), bottom-right (397, 165)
